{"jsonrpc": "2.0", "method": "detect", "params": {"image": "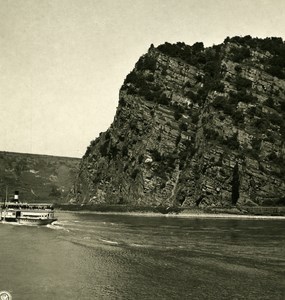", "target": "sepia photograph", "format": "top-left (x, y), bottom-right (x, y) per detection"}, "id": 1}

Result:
top-left (0, 0), bottom-right (284, 299)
